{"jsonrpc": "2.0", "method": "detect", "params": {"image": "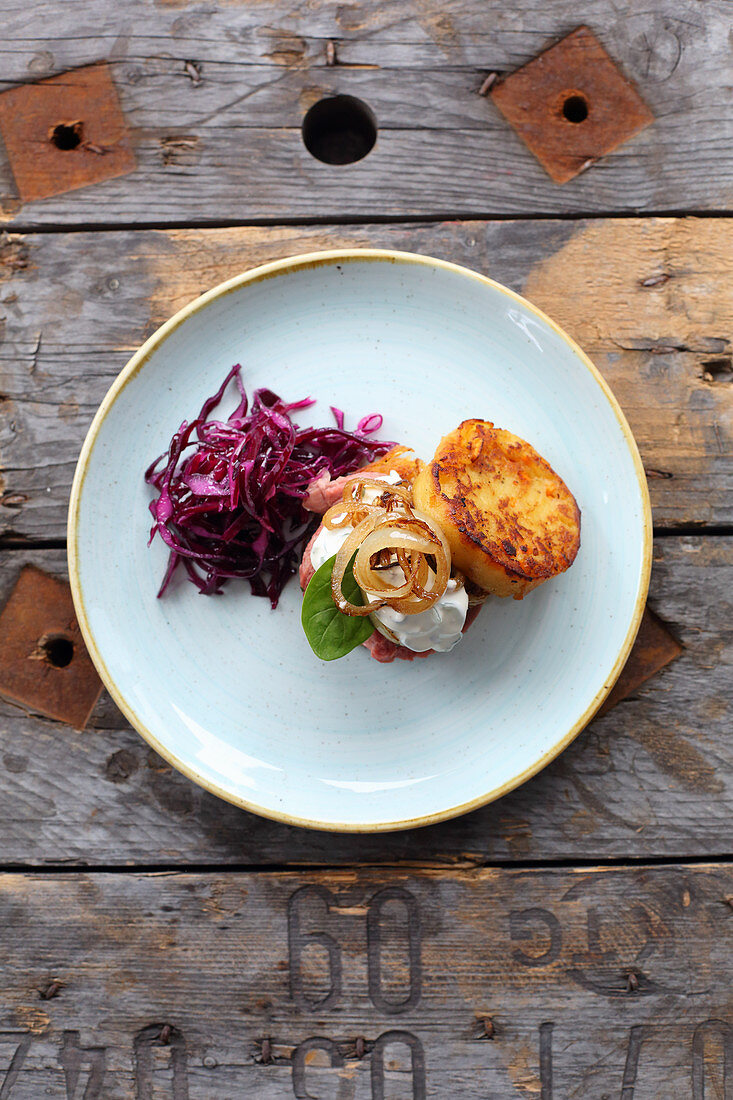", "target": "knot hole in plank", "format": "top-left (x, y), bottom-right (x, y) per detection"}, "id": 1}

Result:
top-left (302, 95), bottom-right (376, 165)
